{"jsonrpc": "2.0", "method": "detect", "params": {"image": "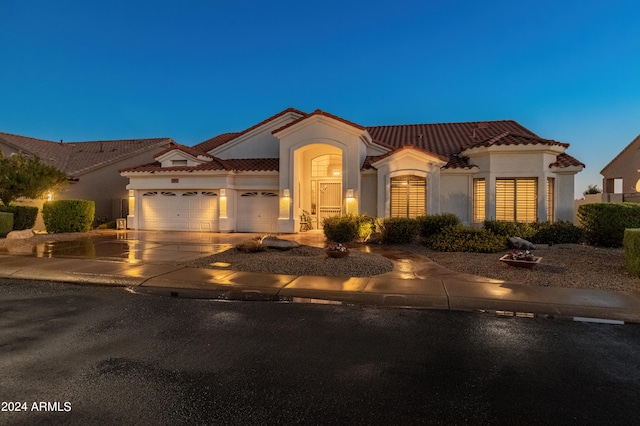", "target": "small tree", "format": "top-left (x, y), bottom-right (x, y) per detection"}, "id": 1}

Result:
top-left (0, 152), bottom-right (68, 205)
top-left (583, 184), bottom-right (602, 196)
